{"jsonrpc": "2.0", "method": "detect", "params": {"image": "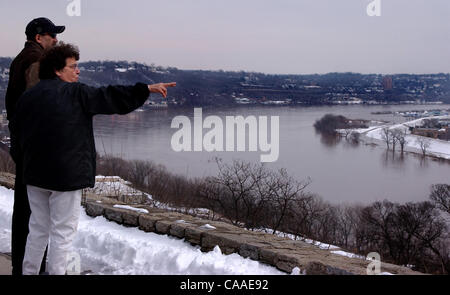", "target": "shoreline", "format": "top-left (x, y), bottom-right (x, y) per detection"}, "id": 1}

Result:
top-left (342, 115), bottom-right (450, 162)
